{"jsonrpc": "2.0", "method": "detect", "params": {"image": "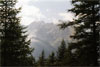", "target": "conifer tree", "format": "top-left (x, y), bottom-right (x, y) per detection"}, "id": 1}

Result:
top-left (38, 50), bottom-right (45, 66)
top-left (63, 48), bottom-right (78, 66)
top-left (59, 0), bottom-right (100, 66)
top-left (47, 52), bottom-right (55, 66)
top-left (56, 39), bottom-right (66, 65)
top-left (0, 0), bottom-right (34, 66)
